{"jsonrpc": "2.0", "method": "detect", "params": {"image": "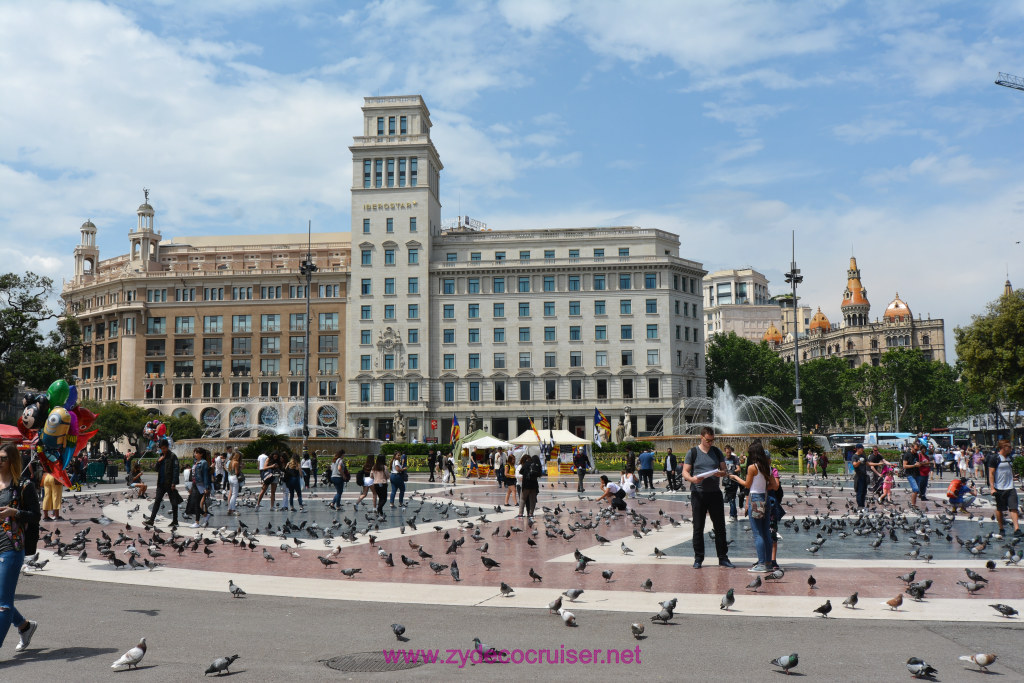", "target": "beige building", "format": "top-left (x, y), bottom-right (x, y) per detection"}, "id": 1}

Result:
top-left (765, 257), bottom-right (946, 367)
top-left (702, 268), bottom-right (811, 349)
